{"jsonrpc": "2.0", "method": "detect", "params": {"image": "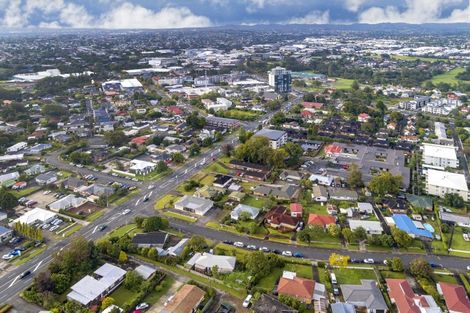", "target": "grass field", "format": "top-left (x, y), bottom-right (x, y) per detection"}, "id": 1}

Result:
top-left (202, 162), bottom-right (229, 174)
top-left (217, 109), bottom-right (260, 121)
top-left (391, 55), bottom-right (449, 63)
top-left (333, 78), bottom-right (355, 90)
top-left (163, 211), bottom-right (197, 223)
top-left (112, 189), bottom-right (140, 206)
top-left (256, 267), bottom-right (282, 291)
top-left (61, 223), bottom-right (82, 237)
top-left (241, 195), bottom-right (268, 209)
top-left (13, 186), bottom-right (41, 199)
top-left (155, 194), bottom-right (179, 210)
top-left (85, 209), bottom-right (105, 222)
top-left (143, 276), bottom-right (175, 304)
top-left (450, 227), bottom-right (470, 251)
top-left (433, 273), bottom-right (458, 284)
top-left (380, 270), bottom-right (406, 279)
top-left (107, 224), bottom-right (139, 238)
top-left (427, 67), bottom-right (466, 86)
top-left (284, 263), bottom-right (313, 279)
top-left (333, 268), bottom-right (376, 284)
top-left (110, 284), bottom-right (140, 308)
